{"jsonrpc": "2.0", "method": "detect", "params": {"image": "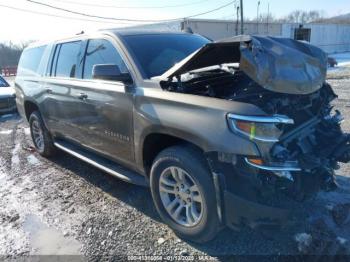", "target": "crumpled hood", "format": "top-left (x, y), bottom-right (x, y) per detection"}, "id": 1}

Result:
top-left (160, 35), bottom-right (327, 95)
top-left (0, 86), bottom-right (15, 98)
